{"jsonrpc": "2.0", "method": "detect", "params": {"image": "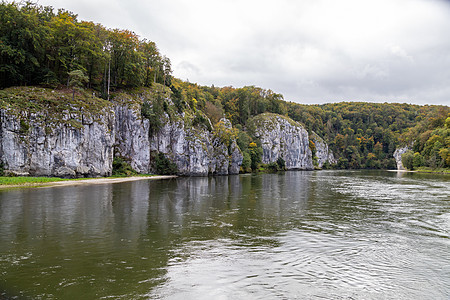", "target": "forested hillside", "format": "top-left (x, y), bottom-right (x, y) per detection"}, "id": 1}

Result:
top-left (167, 80), bottom-right (450, 170)
top-left (399, 109), bottom-right (450, 170)
top-left (0, 1), bottom-right (172, 93)
top-left (287, 102), bottom-right (449, 169)
top-left (1, 2), bottom-right (449, 171)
